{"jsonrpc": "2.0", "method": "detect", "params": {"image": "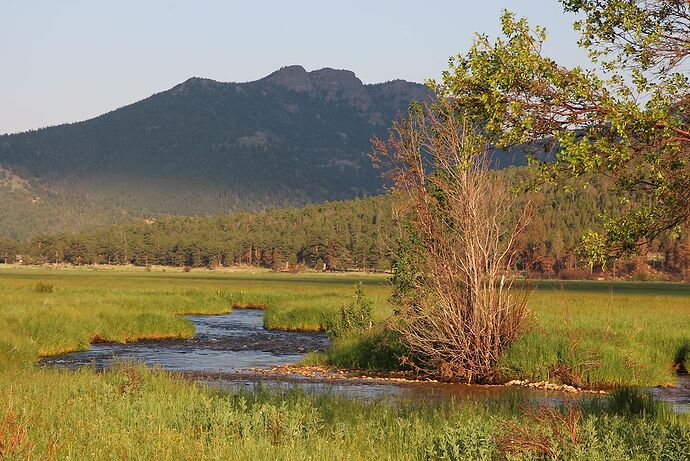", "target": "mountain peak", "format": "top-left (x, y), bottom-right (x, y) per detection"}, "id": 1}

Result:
top-left (260, 66), bottom-right (374, 110)
top-left (308, 68), bottom-right (360, 85)
top-left (171, 76), bottom-right (222, 95)
top-left (262, 65), bottom-right (313, 92)
top-left (0, 65), bottom-right (431, 239)
top-left (308, 67), bottom-right (371, 110)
